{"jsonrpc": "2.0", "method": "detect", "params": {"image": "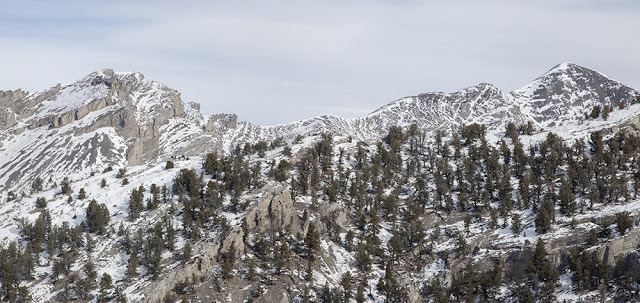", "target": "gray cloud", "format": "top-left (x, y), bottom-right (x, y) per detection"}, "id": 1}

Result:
top-left (1, 0), bottom-right (639, 125)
